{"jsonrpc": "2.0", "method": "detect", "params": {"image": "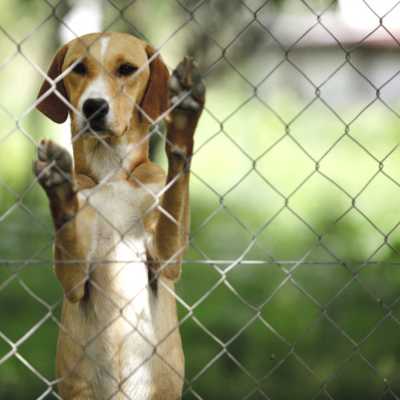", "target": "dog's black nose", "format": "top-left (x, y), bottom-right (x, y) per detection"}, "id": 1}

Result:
top-left (83, 98), bottom-right (109, 120)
